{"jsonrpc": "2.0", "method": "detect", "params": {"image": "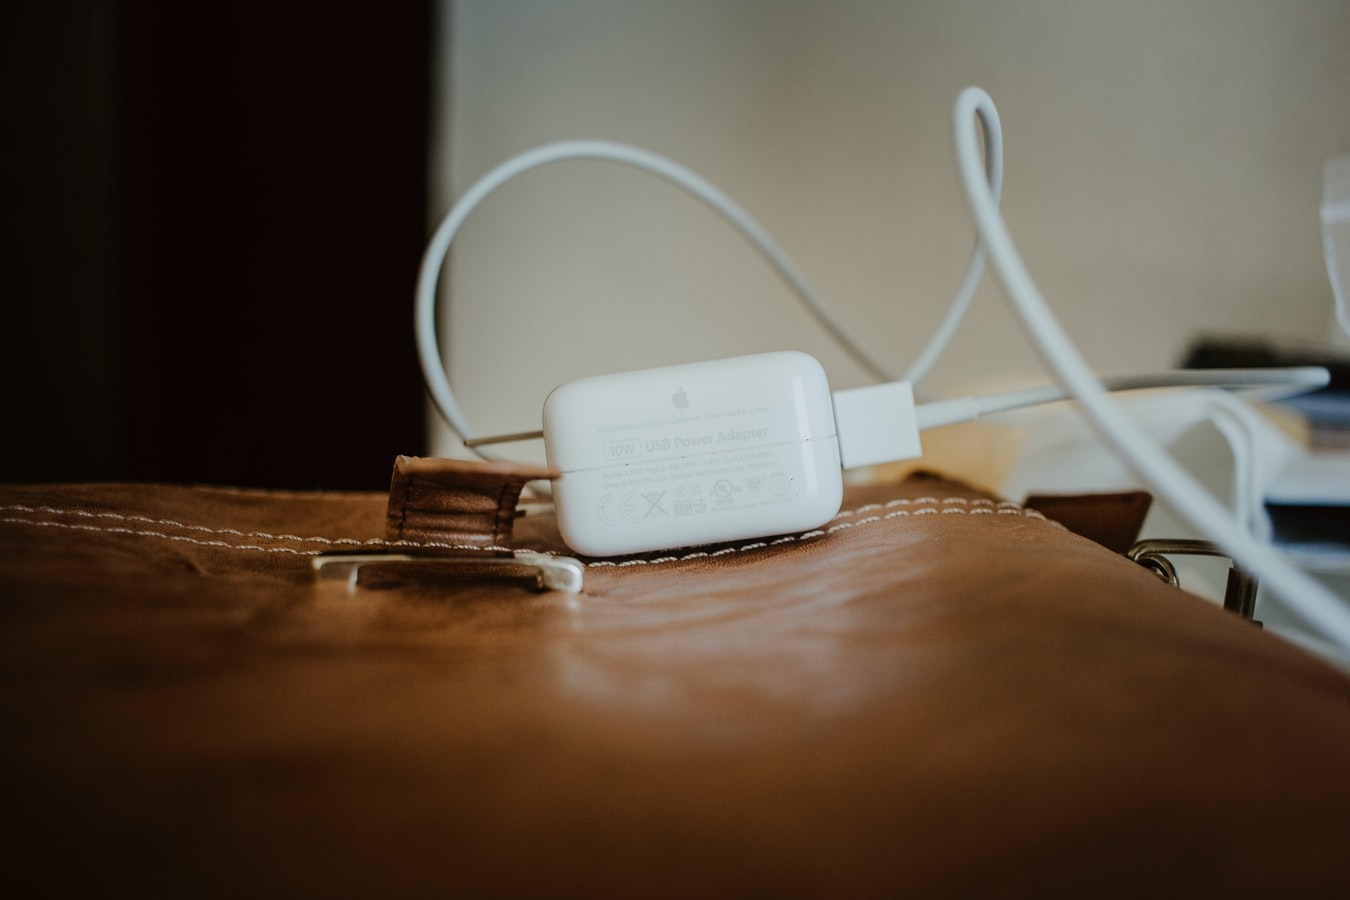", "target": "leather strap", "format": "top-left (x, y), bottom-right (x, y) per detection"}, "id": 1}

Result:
top-left (384, 455), bottom-right (559, 548)
top-left (1023, 490), bottom-right (1153, 554)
